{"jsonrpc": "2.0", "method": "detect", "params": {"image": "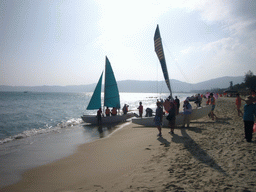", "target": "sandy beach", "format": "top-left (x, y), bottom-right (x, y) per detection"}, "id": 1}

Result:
top-left (1, 97), bottom-right (256, 192)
